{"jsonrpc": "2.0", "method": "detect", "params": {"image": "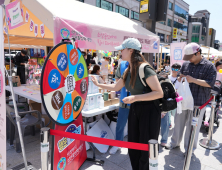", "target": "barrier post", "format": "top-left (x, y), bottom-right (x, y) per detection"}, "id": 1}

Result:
top-left (183, 107), bottom-right (201, 170)
top-left (199, 94), bottom-right (220, 149)
top-left (149, 139), bottom-right (158, 170)
top-left (41, 127), bottom-right (50, 170)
